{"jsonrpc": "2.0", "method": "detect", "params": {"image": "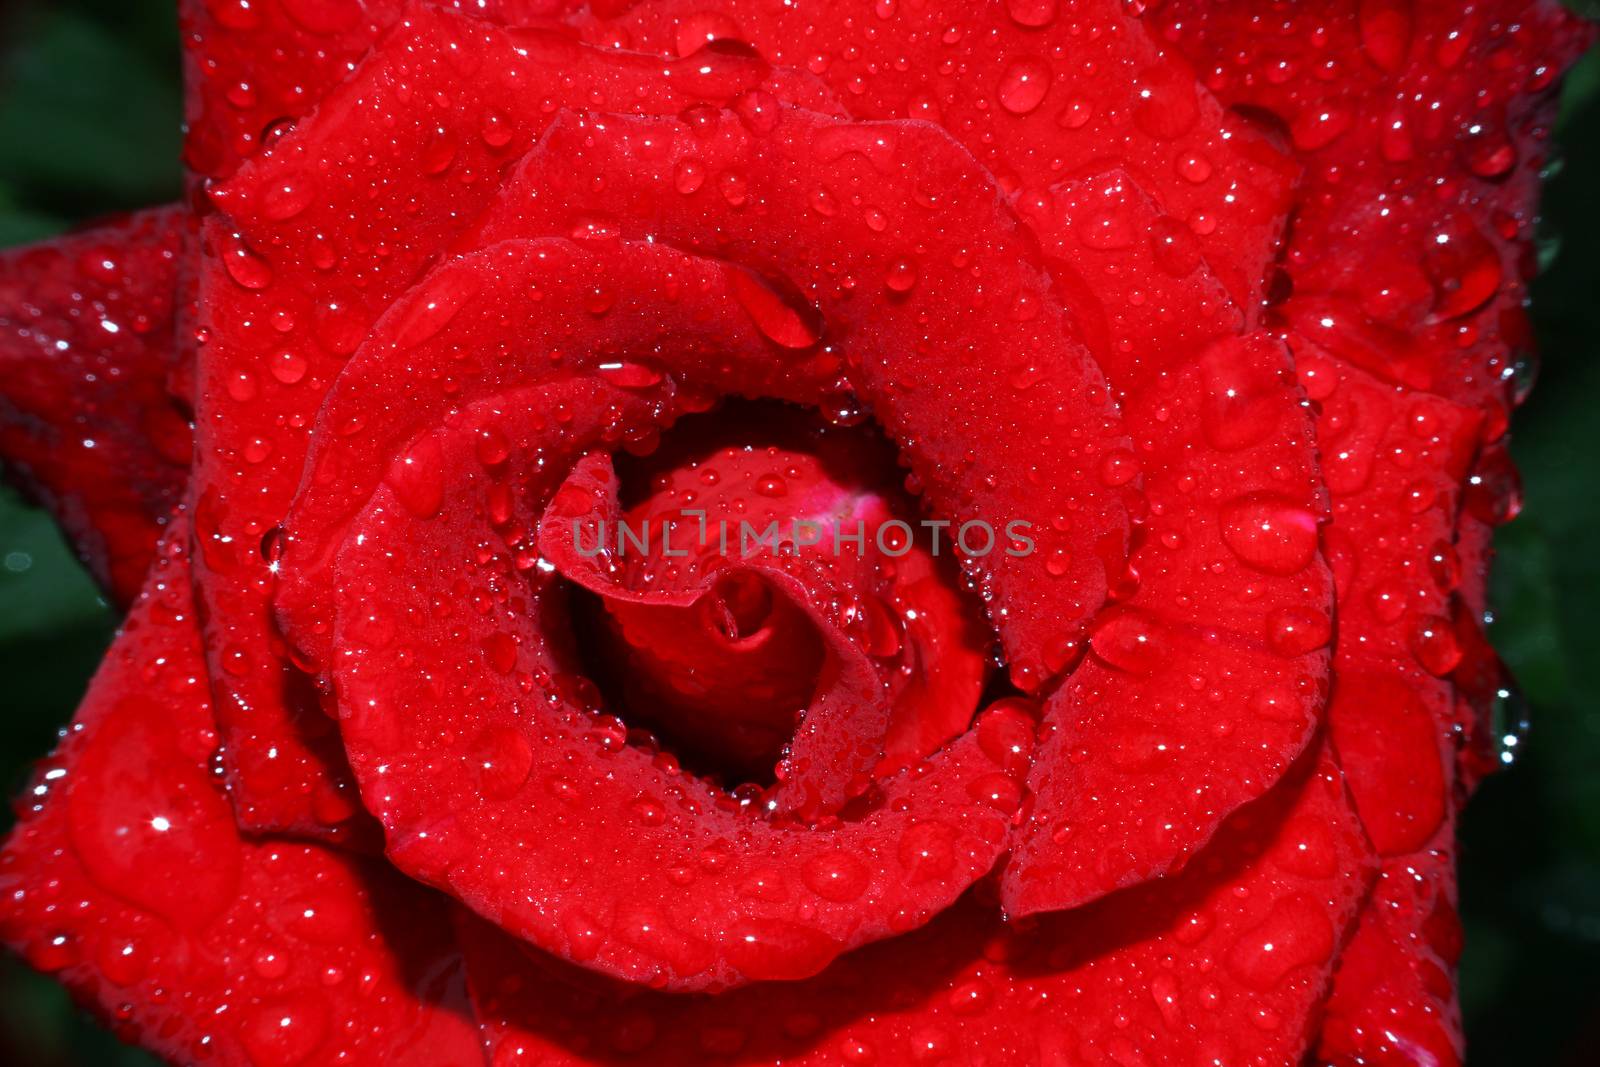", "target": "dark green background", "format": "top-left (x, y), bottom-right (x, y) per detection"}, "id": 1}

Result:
top-left (1, 2), bottom-right (1596, 1063)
